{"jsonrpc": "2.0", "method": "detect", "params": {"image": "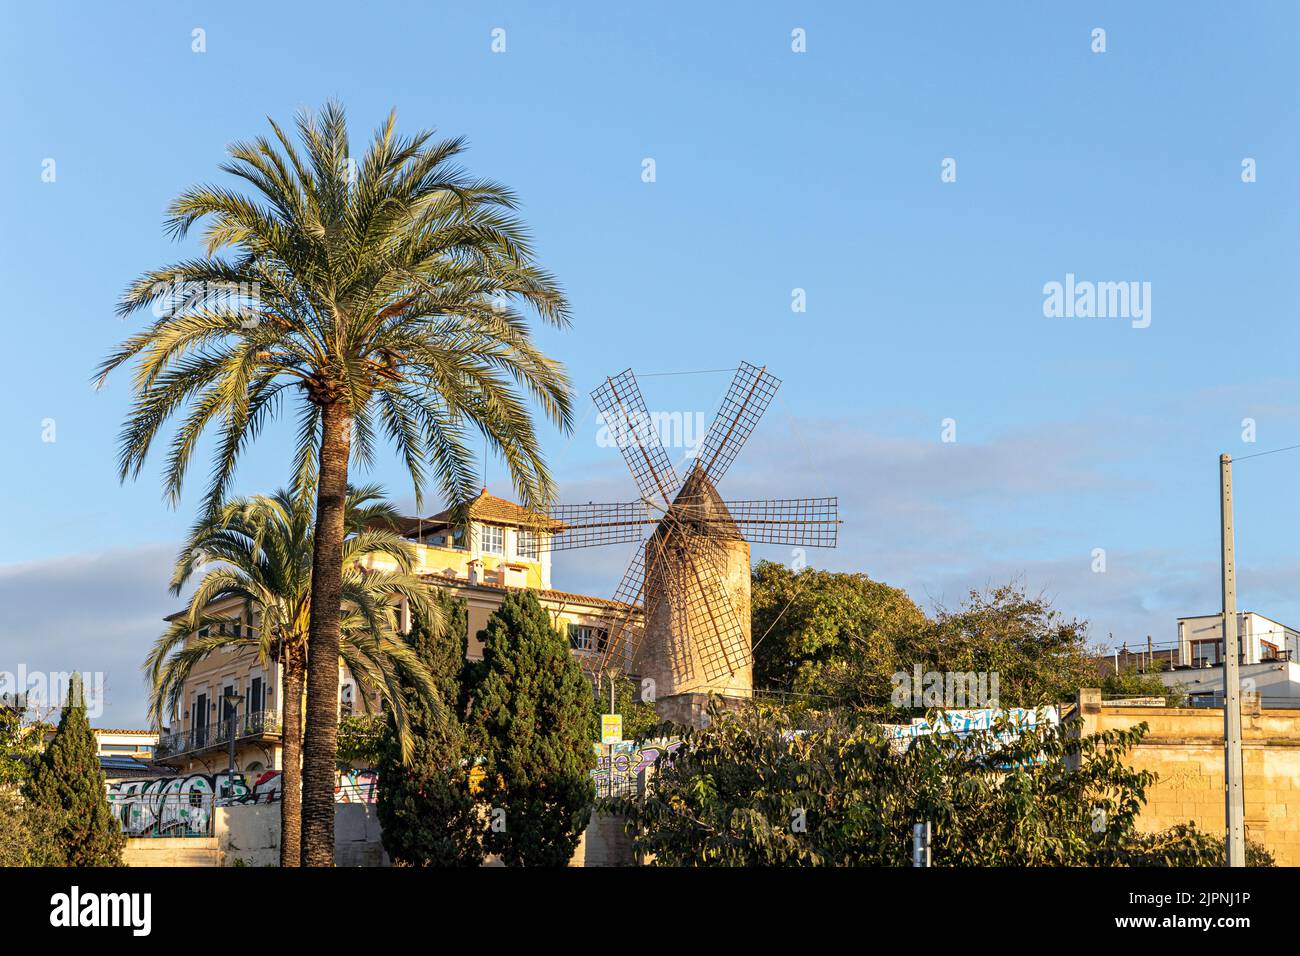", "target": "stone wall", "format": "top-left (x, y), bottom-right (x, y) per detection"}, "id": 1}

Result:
top-left (127, 804), bottom-right (630, 866)
top-left (1077, 689), bottom-right (1300, 865)
top-left (570, 812), bottom-right (636, 866)
top-left (122, 836), bottom-right (220, 867)
top-left (216, 803), bottom-right (389, 867)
